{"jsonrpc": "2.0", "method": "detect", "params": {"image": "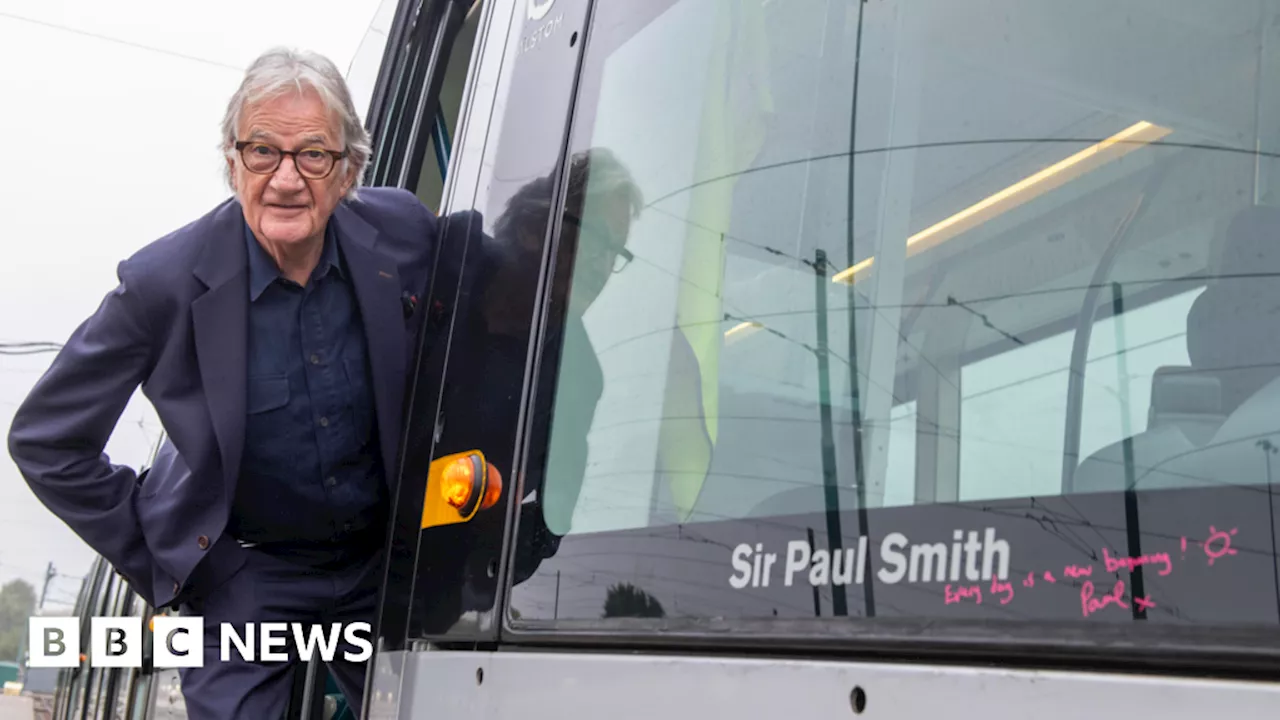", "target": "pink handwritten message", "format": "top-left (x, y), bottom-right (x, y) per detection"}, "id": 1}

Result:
top-left (1102, 548), bottom-right (1172, 576)
top-left (1063, 564), bottom-right (1093, 579)
top-left (939, 525), bottom-right (1238, 616)
top-left (990, 578), bottom-right (1014, 605)
top-left (944, 584), bottom-right (983, 605)
top-left (1203, 526), bottom-right (1238, 566)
